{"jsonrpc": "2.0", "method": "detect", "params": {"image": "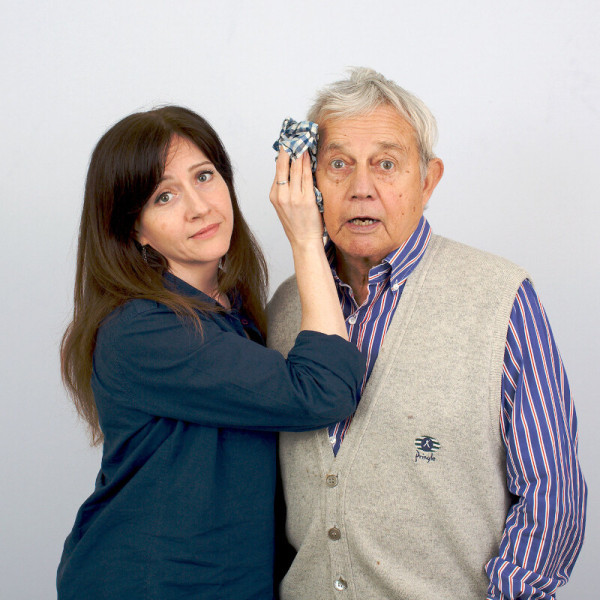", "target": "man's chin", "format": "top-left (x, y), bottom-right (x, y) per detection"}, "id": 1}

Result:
top-left (332, 239), bottom-right (392, 270)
